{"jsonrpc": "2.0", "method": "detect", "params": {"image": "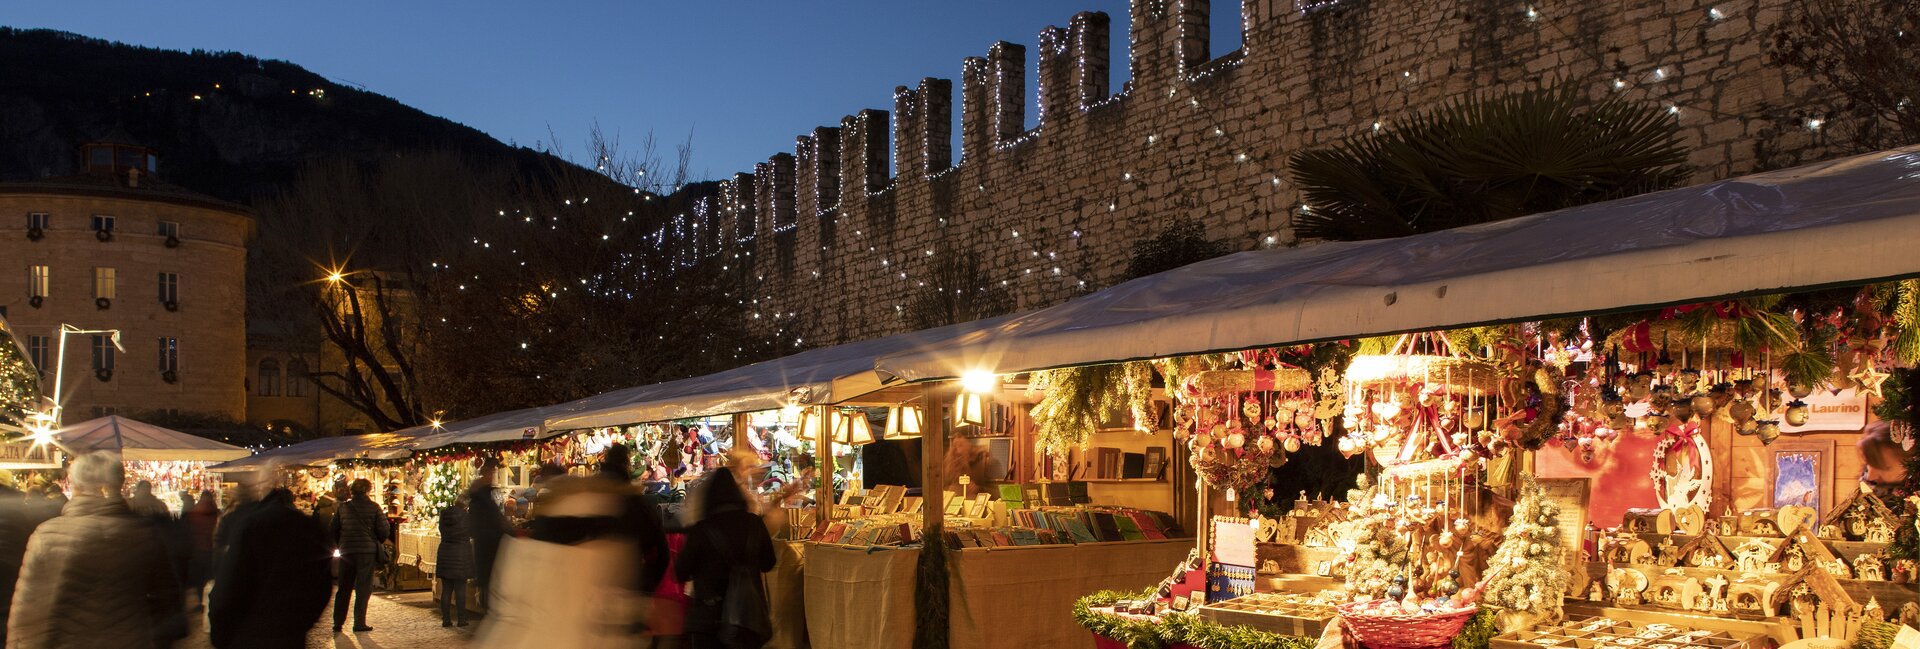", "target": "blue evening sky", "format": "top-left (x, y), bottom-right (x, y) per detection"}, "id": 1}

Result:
top-left (9, 1), bottom-right (1243, 181)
